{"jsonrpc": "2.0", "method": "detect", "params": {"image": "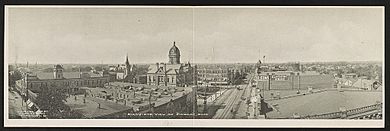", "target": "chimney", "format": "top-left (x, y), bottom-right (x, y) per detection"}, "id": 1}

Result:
top-left (156, 63), bottom-right (160, 69)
